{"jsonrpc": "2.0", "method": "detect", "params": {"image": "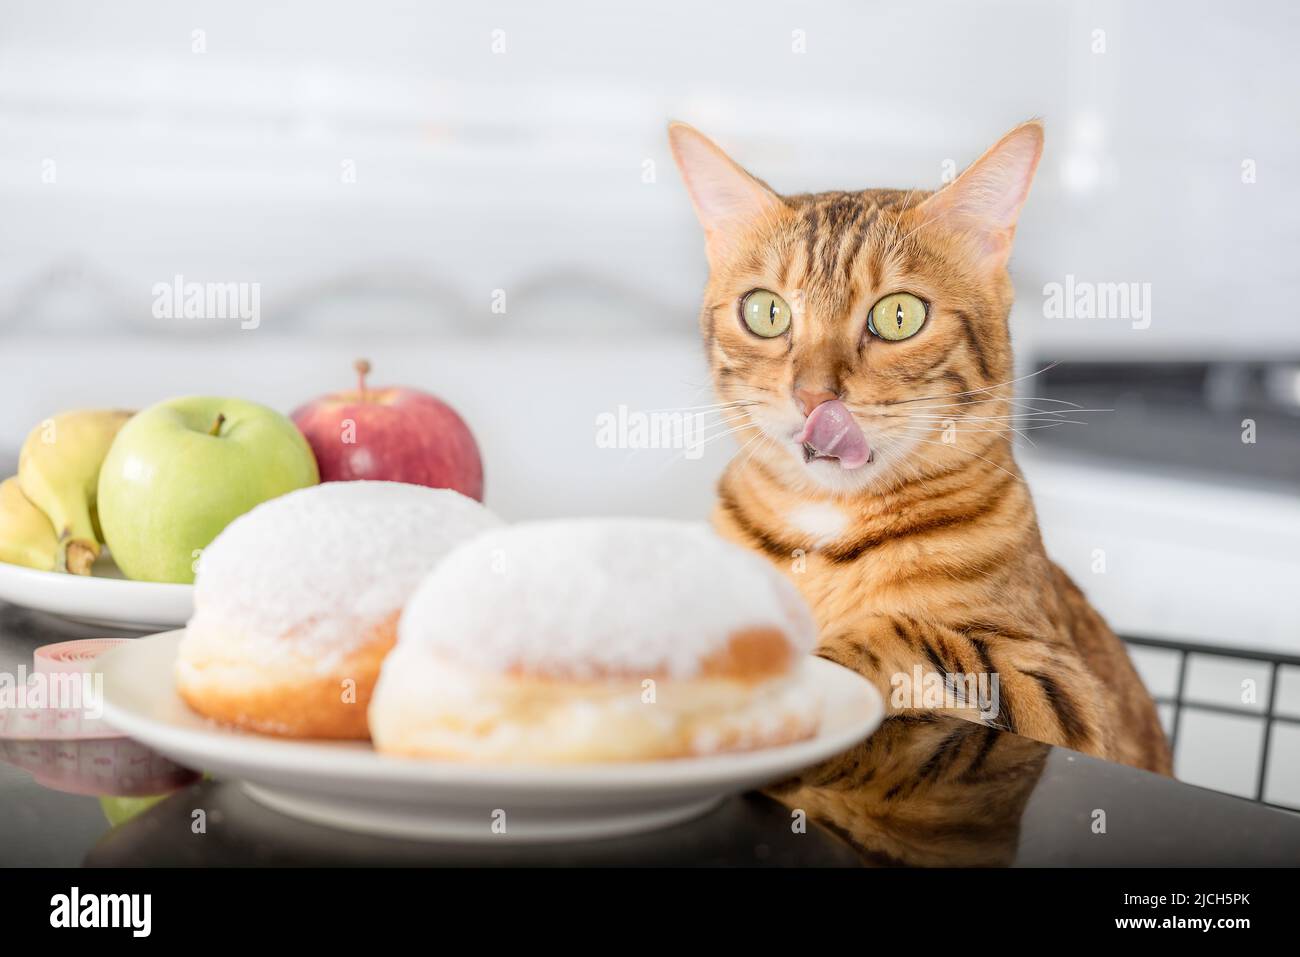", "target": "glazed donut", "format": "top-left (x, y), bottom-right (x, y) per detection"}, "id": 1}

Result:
top-left (176, 481), bottom-right (502, 739)
top-left (369, 518), bottom-right (821, 762)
